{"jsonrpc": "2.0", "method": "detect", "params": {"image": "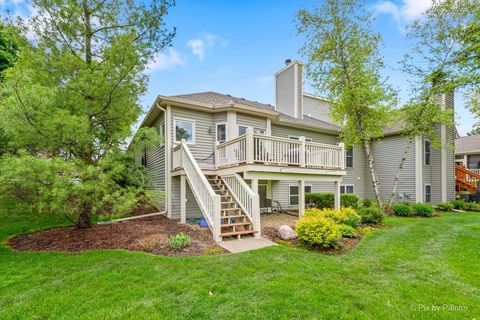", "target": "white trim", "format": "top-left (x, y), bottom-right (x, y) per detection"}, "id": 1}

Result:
top-left (340, 184), bottom-right (354, 194)
top-left (424, 184), bottom-right (432, 203)
top-left (274, 60), bottom-right (304, 76)
top-left (288, 183), bottom-right (312, 206)
top-left (288, 135), bottom-right (312, 142)
top-left (440, 94), bottom-right (447, 202)
top-left (226, 111), bottom-right (237, 139)
top-left (173, 118), bottom-right (196, 144)
top-left (215, 122), bottom-right (227, 143)
top-left (415, 136), bottom-right (423, 203)
top-left (165, 105), bottom-right (172, 218)
top-left (294, 63), bottom-right (299, 118)
top-left (266, 118), bottom-right (272, 136)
